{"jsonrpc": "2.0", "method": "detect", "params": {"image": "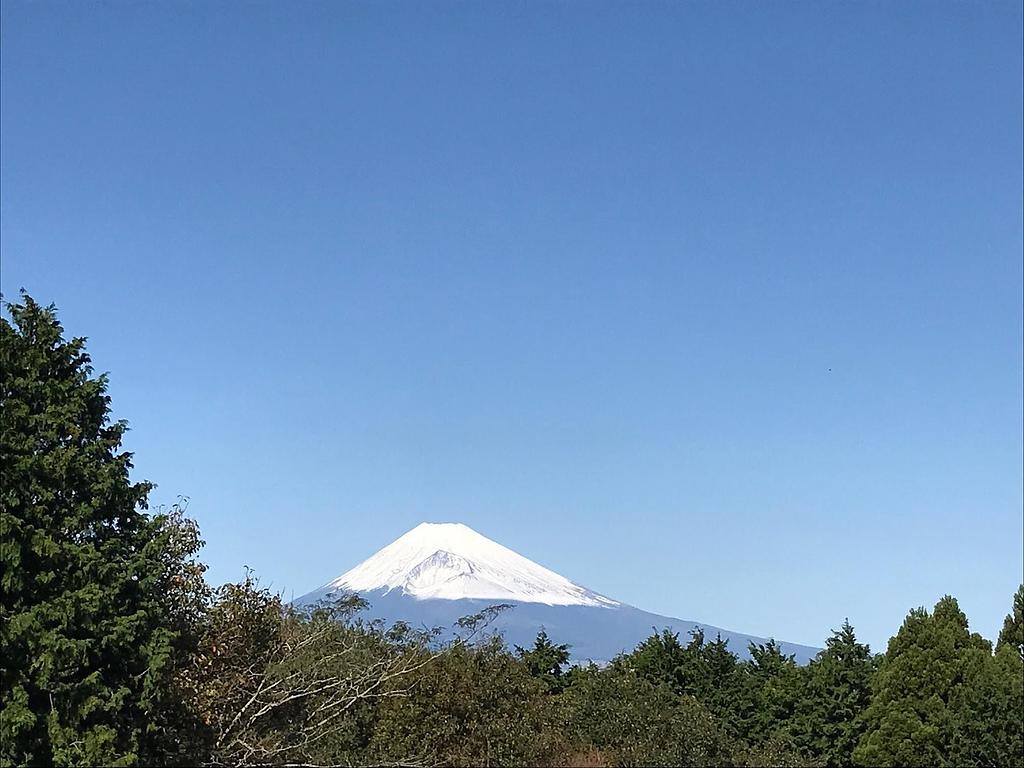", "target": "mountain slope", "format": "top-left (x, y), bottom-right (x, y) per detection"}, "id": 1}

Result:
top-left (314, 522), bottom-right (618, 607)
top-left (294, 522), bottom-right (819, 664)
